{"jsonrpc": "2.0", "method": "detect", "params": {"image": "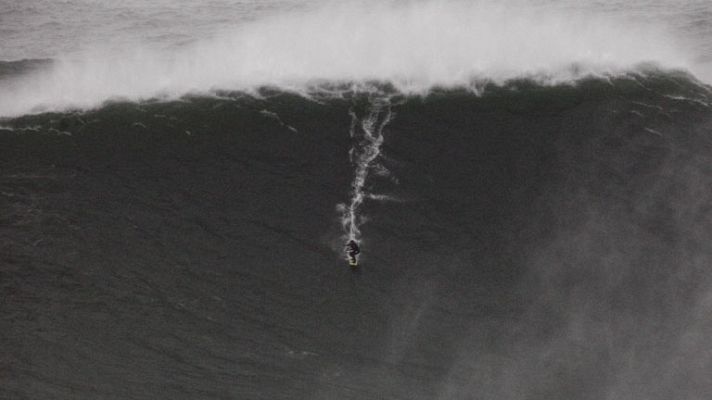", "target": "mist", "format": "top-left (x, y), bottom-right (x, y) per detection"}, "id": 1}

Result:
top-left (0, 1), bottom-right (695, 117)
